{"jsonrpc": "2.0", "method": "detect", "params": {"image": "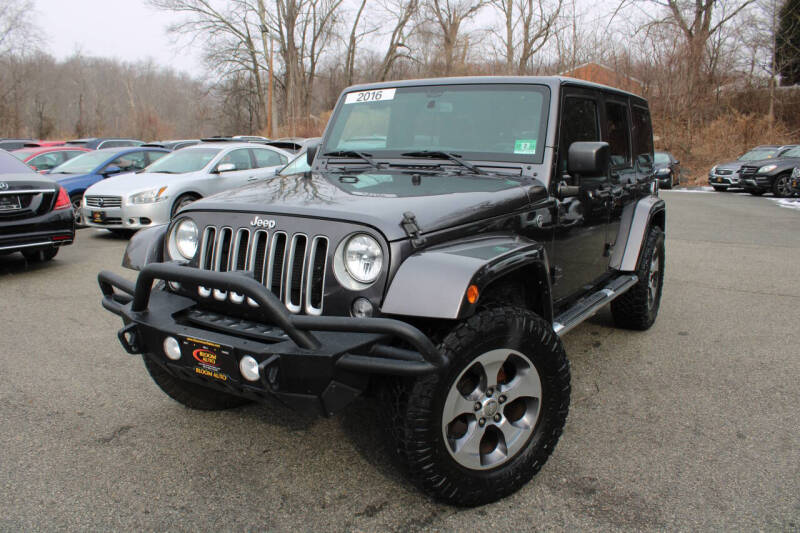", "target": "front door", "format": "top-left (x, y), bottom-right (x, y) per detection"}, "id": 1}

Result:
top-left (551, 87), bottom-right (612, 303)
